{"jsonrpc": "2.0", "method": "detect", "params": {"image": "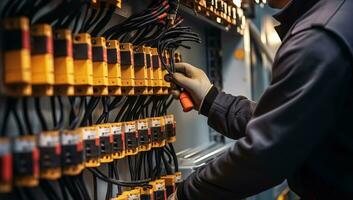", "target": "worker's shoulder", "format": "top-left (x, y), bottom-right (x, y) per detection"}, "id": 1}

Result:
top-left (290, 0), bottom-right (353, 56)
top-left (291, 0), bottom-right (348, 34)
